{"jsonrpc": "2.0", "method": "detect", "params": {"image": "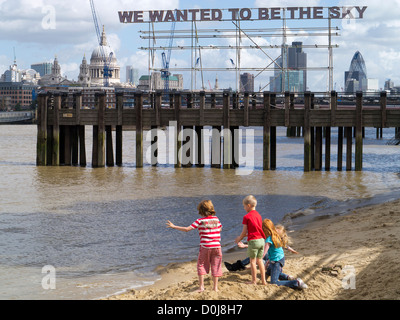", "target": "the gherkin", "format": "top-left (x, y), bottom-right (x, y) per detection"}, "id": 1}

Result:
top-left (345, 51), bottom-right (367, 93)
